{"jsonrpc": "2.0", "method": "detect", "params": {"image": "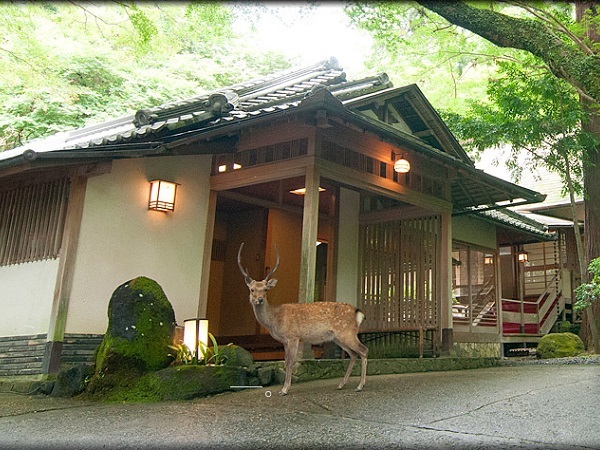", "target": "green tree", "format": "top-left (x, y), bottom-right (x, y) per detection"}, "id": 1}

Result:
top-left (0, 2), bottom-right (292, 149)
